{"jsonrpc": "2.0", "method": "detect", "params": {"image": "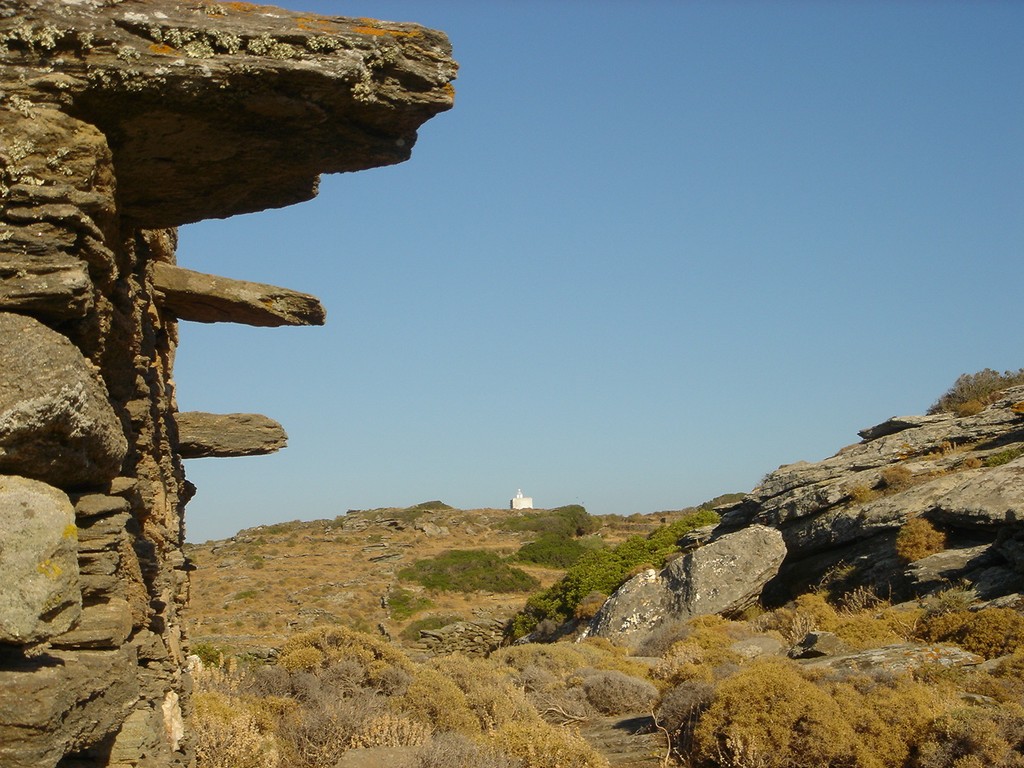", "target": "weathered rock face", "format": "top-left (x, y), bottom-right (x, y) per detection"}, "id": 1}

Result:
top-left (586, 525), bottom-right (786, 651)
top-left (0, 313), bottom-right (127, 487)
top-left (717, 386), bottom-right (1024, 603)
top-left (0, 2), bottom-right (455, 766)
top-left (0, 475), bottom-right (81, 644)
